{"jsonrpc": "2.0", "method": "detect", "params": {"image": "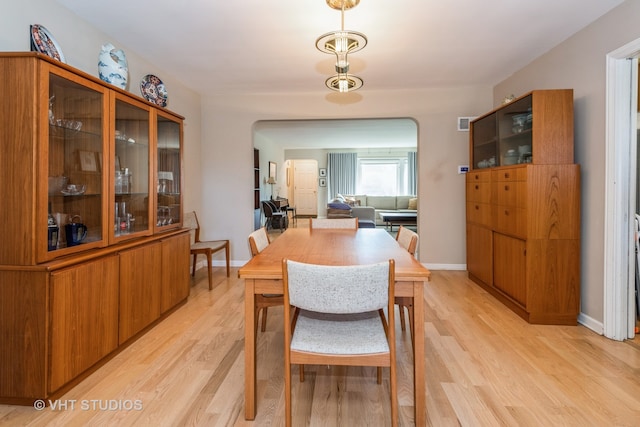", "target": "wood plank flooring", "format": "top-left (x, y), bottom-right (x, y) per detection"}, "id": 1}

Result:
top-left (1, 262), bottom-right (639, 425)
